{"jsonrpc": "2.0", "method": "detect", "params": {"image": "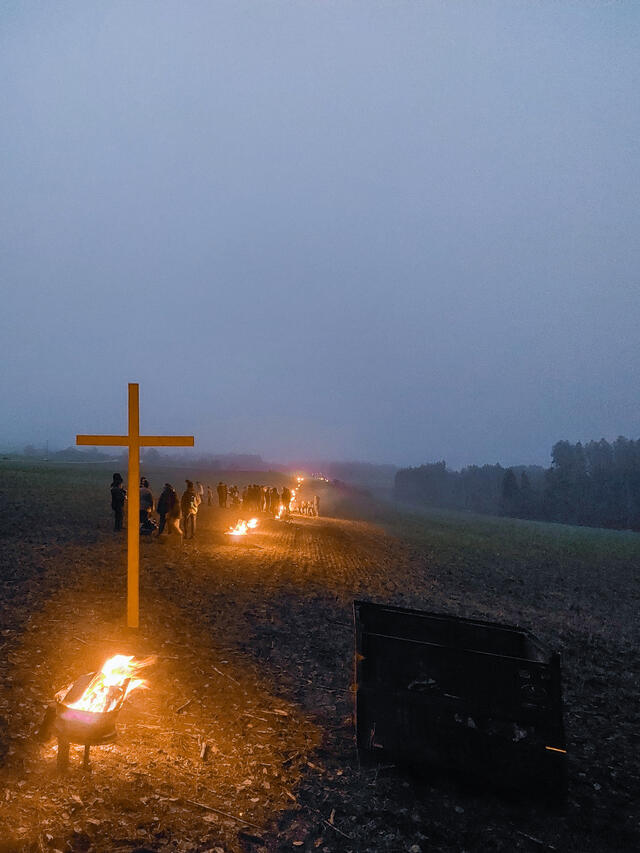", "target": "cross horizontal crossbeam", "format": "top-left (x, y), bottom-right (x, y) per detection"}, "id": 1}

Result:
top-left (77, 435), bottom-right (195, 447)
